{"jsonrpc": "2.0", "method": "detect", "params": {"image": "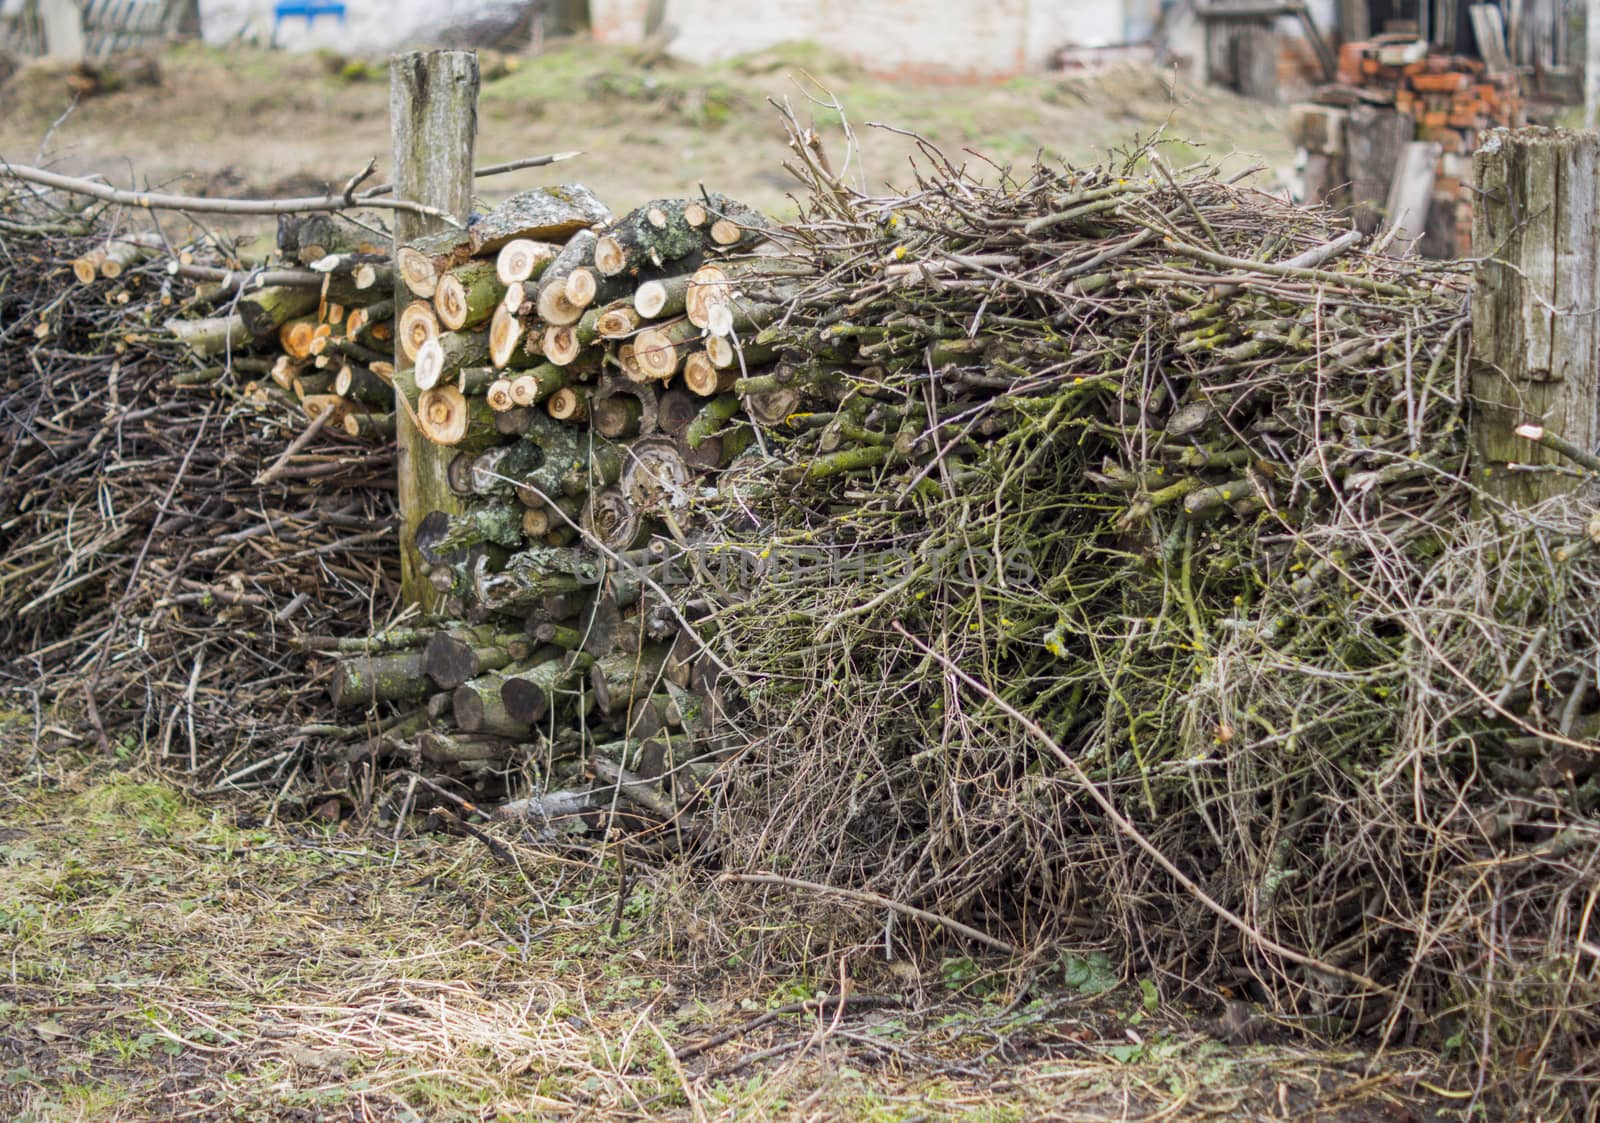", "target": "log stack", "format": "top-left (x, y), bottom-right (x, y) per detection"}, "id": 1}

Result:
top-left (157, 217), bottom-right (404, 439)
top-left (325, 186), bottom-right (788, 824)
